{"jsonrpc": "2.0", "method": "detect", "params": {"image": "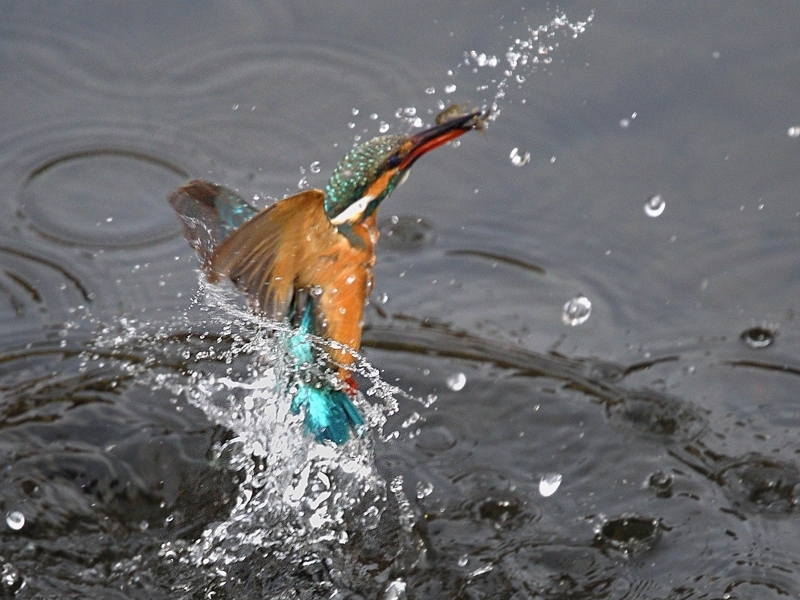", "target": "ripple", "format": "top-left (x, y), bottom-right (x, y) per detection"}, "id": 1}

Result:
top-left (740, 326), bottom-right (777, 349)
top-left (0, 244), bottom-right (94, 343)
top-left (593, 514), bottom-right (662, 555)
top-left (606, 388), bottom-right (708, 442)
top-left (379, 215), bottom-right (437, 251)
top-left (3, 123), bottom-right (197, 249)
top-left (716, 453), bottom-right (800, 515)
top-left (414, 424), bottom-right (458, 455)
